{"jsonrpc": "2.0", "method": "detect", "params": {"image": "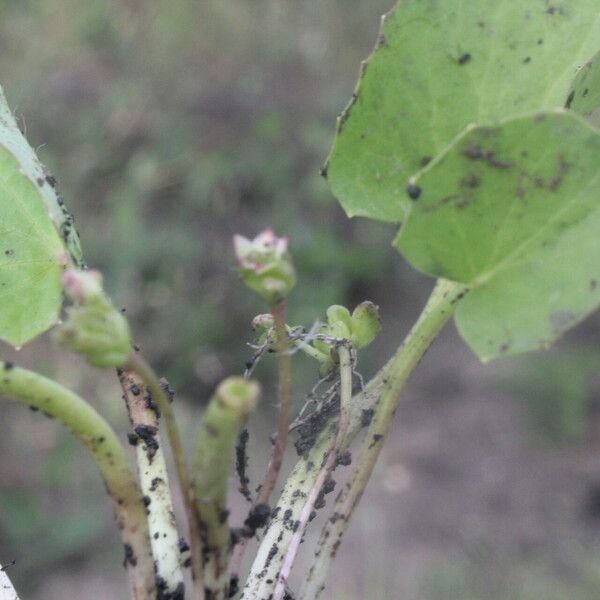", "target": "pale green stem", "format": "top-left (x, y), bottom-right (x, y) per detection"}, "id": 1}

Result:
top-left (124, 352), bottom-right (205, 600)
top-left (118, 370), bottom-right (184, 597)
top-left (230, 303), bottom-right (294, 582)
top-left (231, 301), bottom-right (293, 577)
top-left (193, 378), bottom-right (258, 600)
top-left (0, 362), bottom-right (154, 600)
top-left (241, 342), bottom-right (377, 600)
top-left (300, 279), bottom-right (467, 599)
top-left (294, 339), bottom-right (327, 362)
top-left (0, 562), bottom-right (20, 600)
top-left (256, 300), bottom-right (293, 505)
top-left (242, 279), bottom-right (466, 600)
top-left (272, 343), bottom-right (353, 600)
